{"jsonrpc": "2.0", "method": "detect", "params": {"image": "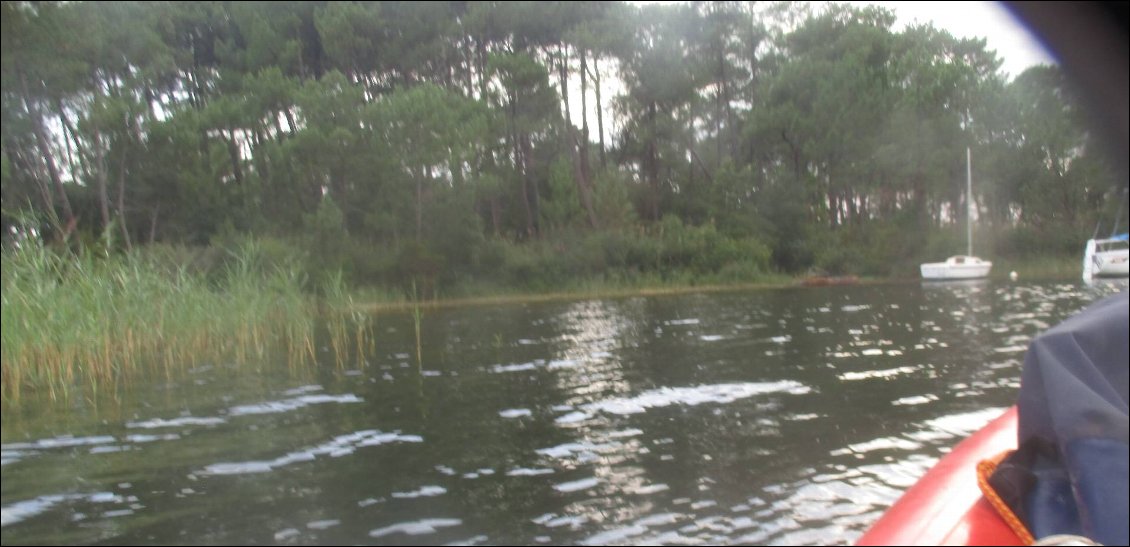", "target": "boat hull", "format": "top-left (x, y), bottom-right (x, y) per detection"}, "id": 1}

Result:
top-left (1093, 250), bottom-right (1130, 277)
top-left (857, 407), bottom-right (1020, 546)
top-left (920, 262), bottom-right (992, 280)
top-left (1084, 238), bottom-right (1130, 278)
